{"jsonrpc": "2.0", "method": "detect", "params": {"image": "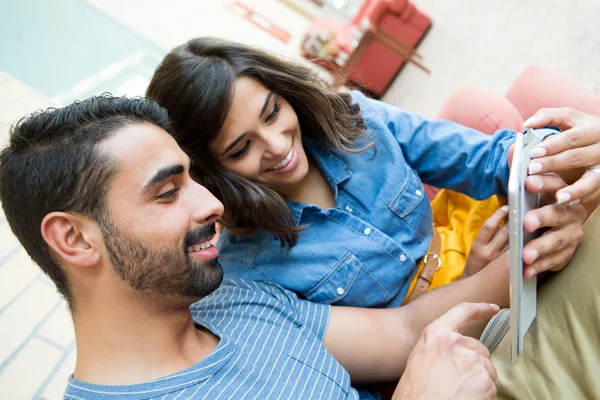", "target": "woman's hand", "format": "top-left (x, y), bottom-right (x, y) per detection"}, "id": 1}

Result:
top-left (524, 107), bottom-right (600, 207)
